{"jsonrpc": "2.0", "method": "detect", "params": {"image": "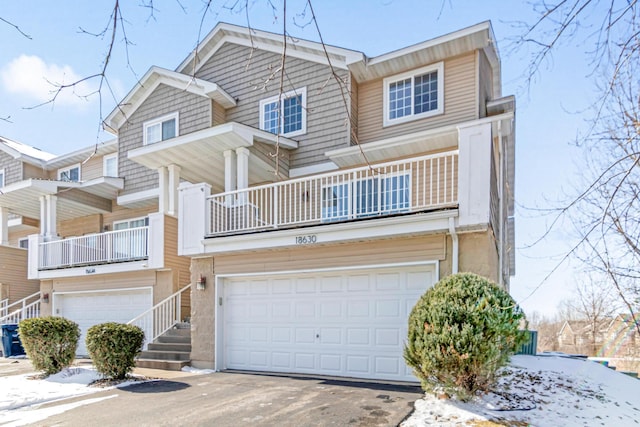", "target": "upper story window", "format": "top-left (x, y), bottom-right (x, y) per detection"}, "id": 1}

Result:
top-left (259, 88), bottom-right (307, 137)
top-left (0, 169), bottom-right (4, 187)
top-left (103, 153), bottom-right (118, 177)
top-left (383, 62), bottom-right (444, 127)
top-left (144, 112), bottom-right (179, 145)
top-left (58, 164), bottom-right (81, 182)
top-left (113, 216), bottom-right (149, 230)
